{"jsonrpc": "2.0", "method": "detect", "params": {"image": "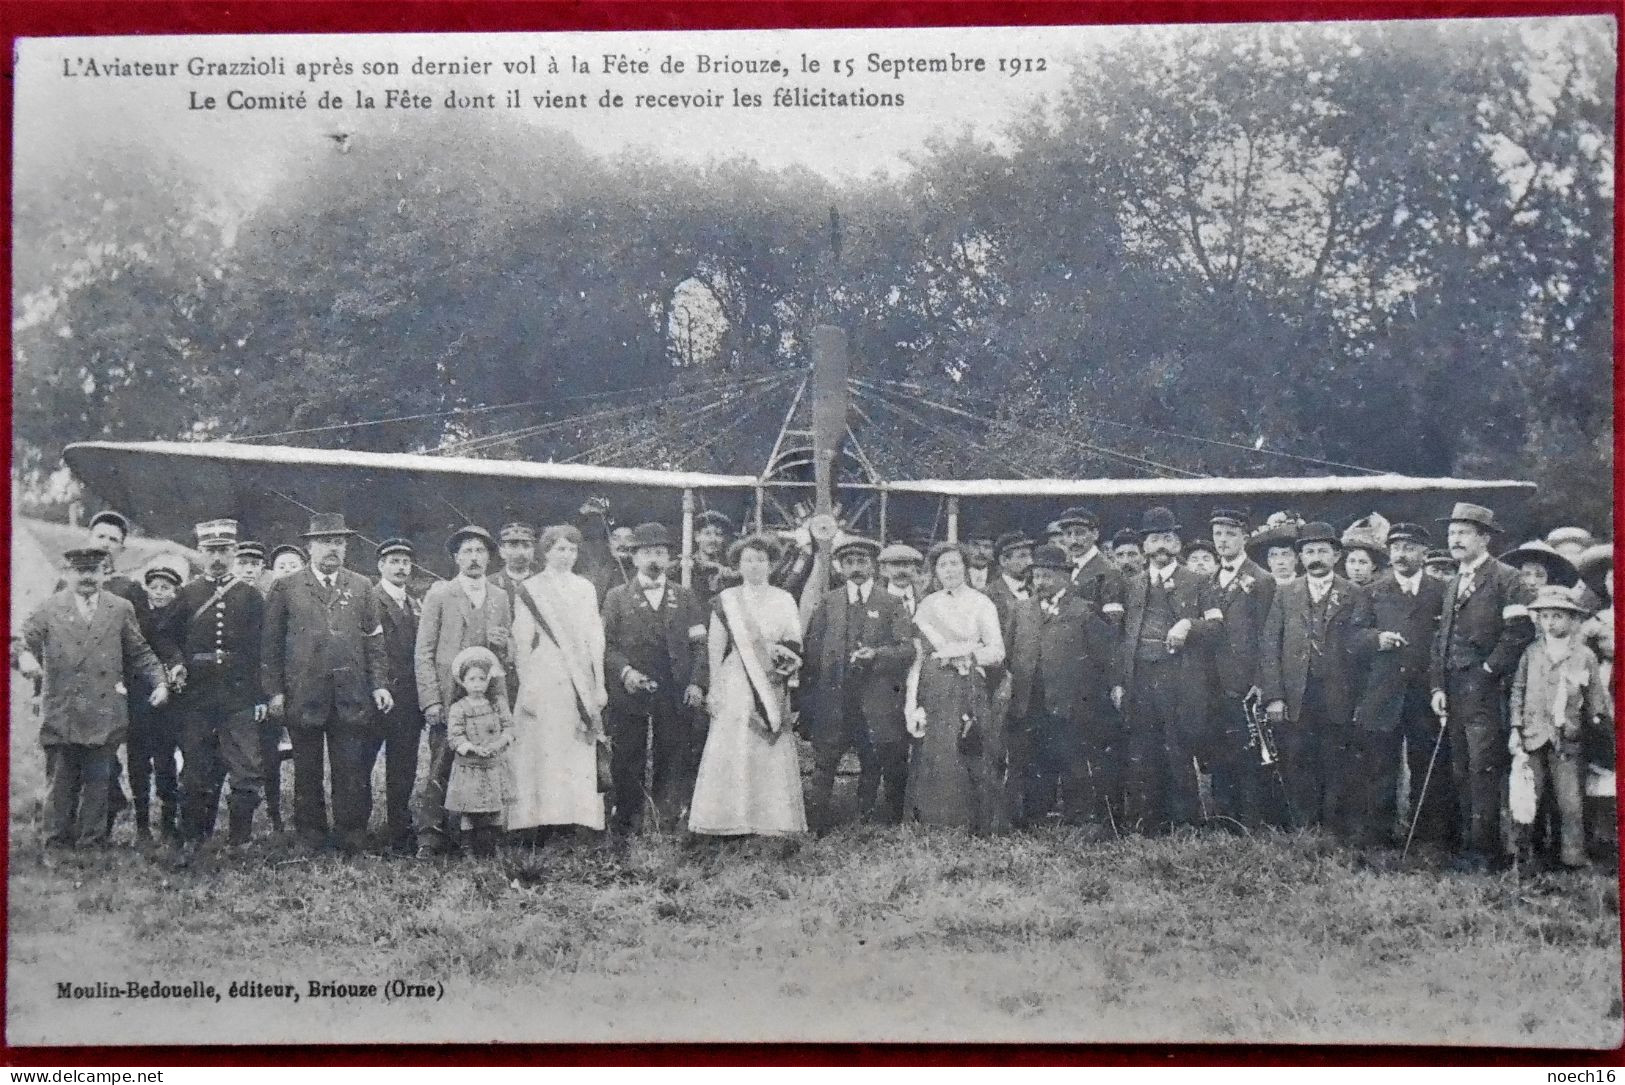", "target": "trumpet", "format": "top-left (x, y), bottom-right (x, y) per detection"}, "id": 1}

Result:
top-left (1241, 688), bottom-right (1279, 767)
